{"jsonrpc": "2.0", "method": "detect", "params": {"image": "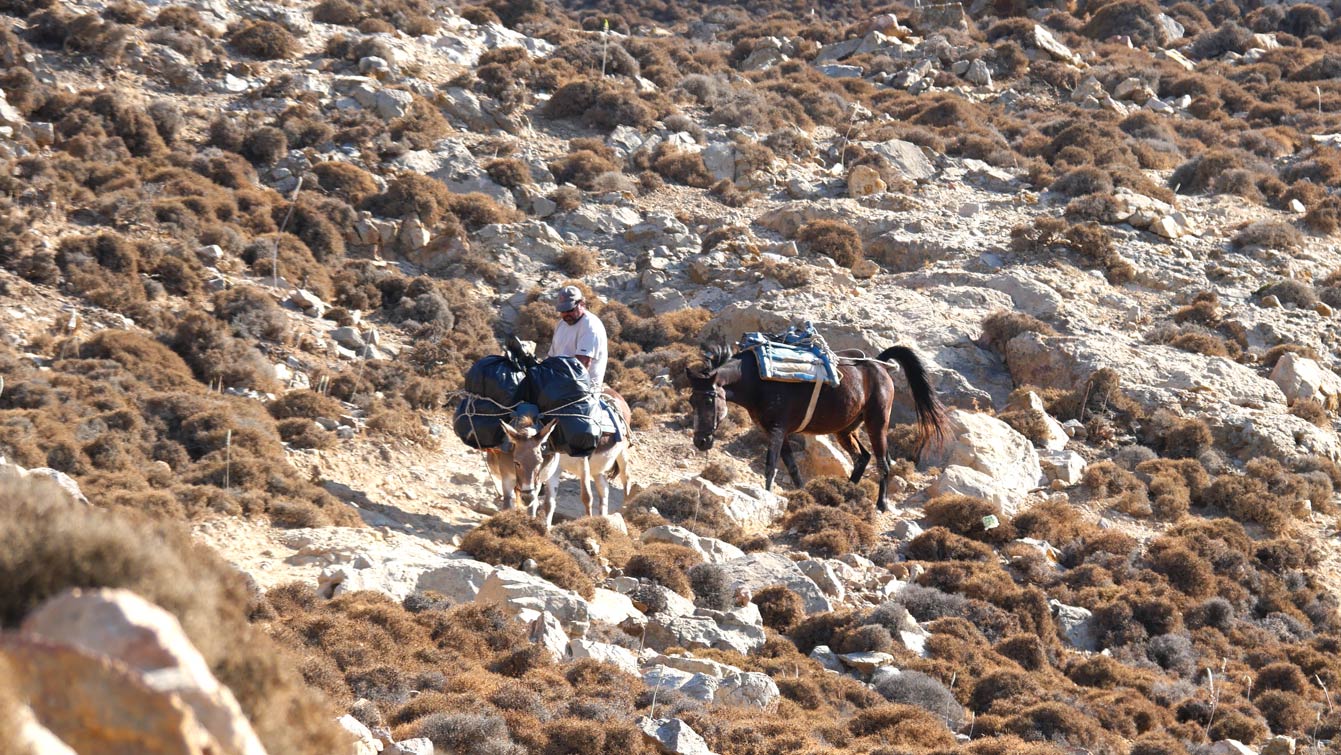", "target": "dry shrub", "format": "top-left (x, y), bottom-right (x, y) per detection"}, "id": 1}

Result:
top-left (1202, 458), bottom-right (1311, 534)
top-left (278, 418), bottom-right (334, 449)
top-left (906, 527), bottom-right (995, 562)
top-left (1143, 410), bottom-right (1212, 459)
top-left (1232, 221), bottom-right (1303, 251)
top-left (269, 390), bottom-right (344, 421)
top-left (556, 247), bottom-right (599, 277)
top-left (446, 192), bottom-right (519, 231)
top-left (460, 511), bottom-right (594, 598)
top-left (847, 703), bottom-right (956, 749)
top-left (699, 462), bottom-right (735, 486)
top-left (923, 494), bottom-right (1015, 543)
top-left (1257, 278), bottom-right (1318, 307)
top-left (622, 482), bottom-right (741, 544)
top-left (1010, 217), bottom-right (1133, 283)
top-left (754, 585), bottom-right (804, 633)
top-left (980, 311), bottom-right (1057, 353)
top-left (215, 286), bottom-right (288, 342)
top-left (624, 543), bottom-right (702, 598)
top-left (548, 150), bottom-right (620, 192)
top-left (1290, 398), bottom-right (1330, 427)
top-left (228, 20), bottom-right (298, 59)
top-left (543, 79), bottom-right (655, 131)
top-left (313, 162), bottom-right (379, 205)
top-left (0, 477), bottom-right (347, 753)
top-left (362, 174), bottom-right (455, 225)
top-left (650, 144), bottom-right (713, 188)
top-left (1173, 291), bottom-right (1220, 325)
top-left (164, 311), bottom-right (278, 392)
top-left (485, 158), bottom-right (532, 188)
top-left (795, 219), bottom-right (863, 269)
top-left (1170, 149), bottom-right (1256, 194)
